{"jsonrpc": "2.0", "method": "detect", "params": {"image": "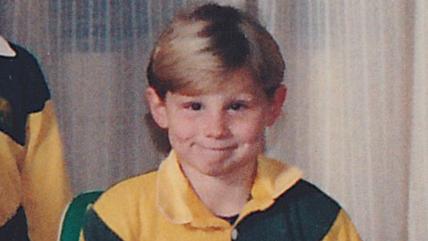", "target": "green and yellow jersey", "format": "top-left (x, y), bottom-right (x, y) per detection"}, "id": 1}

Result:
top-left (0, 36), bottom-right (71, 241)
top-left (81, 151), bottom-right (362, 241)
